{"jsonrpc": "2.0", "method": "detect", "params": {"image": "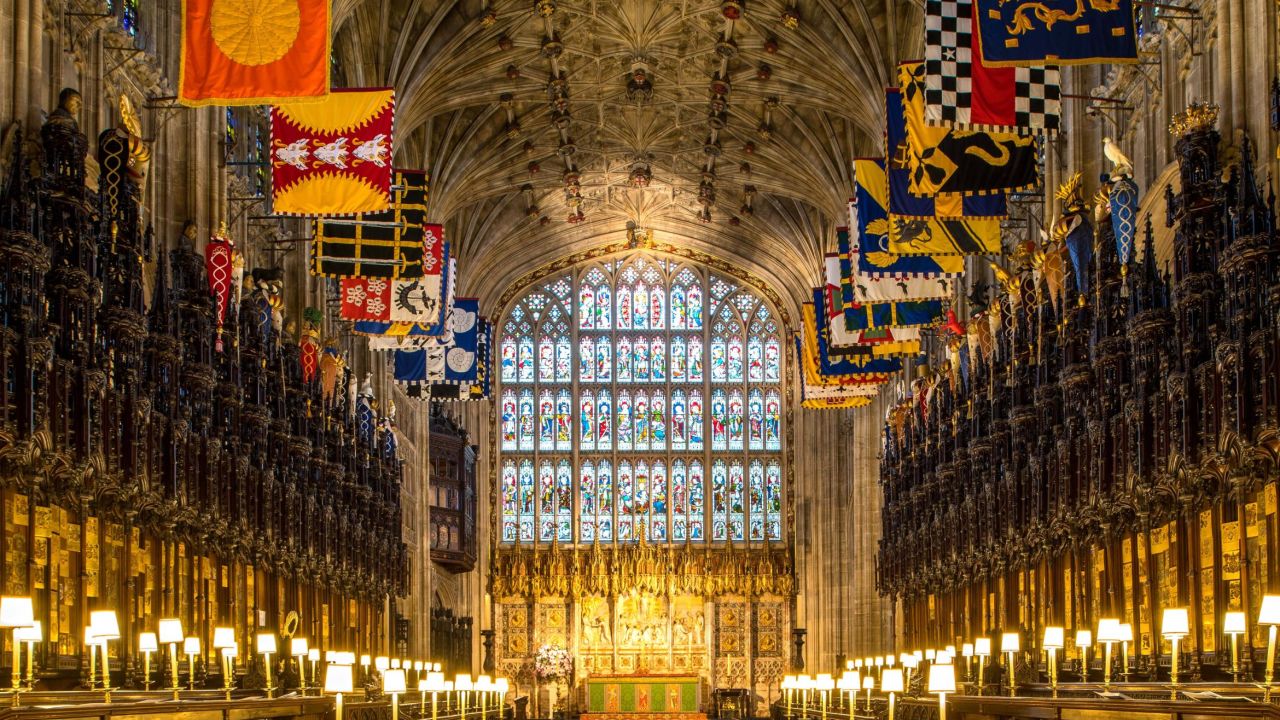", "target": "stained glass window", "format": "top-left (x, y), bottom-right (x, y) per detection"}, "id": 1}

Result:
top-left (498, 253), bottom-right (784, 546)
